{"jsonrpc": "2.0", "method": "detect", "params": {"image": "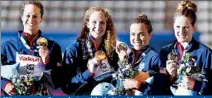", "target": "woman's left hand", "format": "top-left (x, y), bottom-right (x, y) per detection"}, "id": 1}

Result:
top-left (123, 79), bottom-right (140, 90)
top-left (117, 50), bottom-right (128, 62)
top-left (182, 76), bottom-right (195, 90)
top-left (38, 46), bottom-right (49, 64)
